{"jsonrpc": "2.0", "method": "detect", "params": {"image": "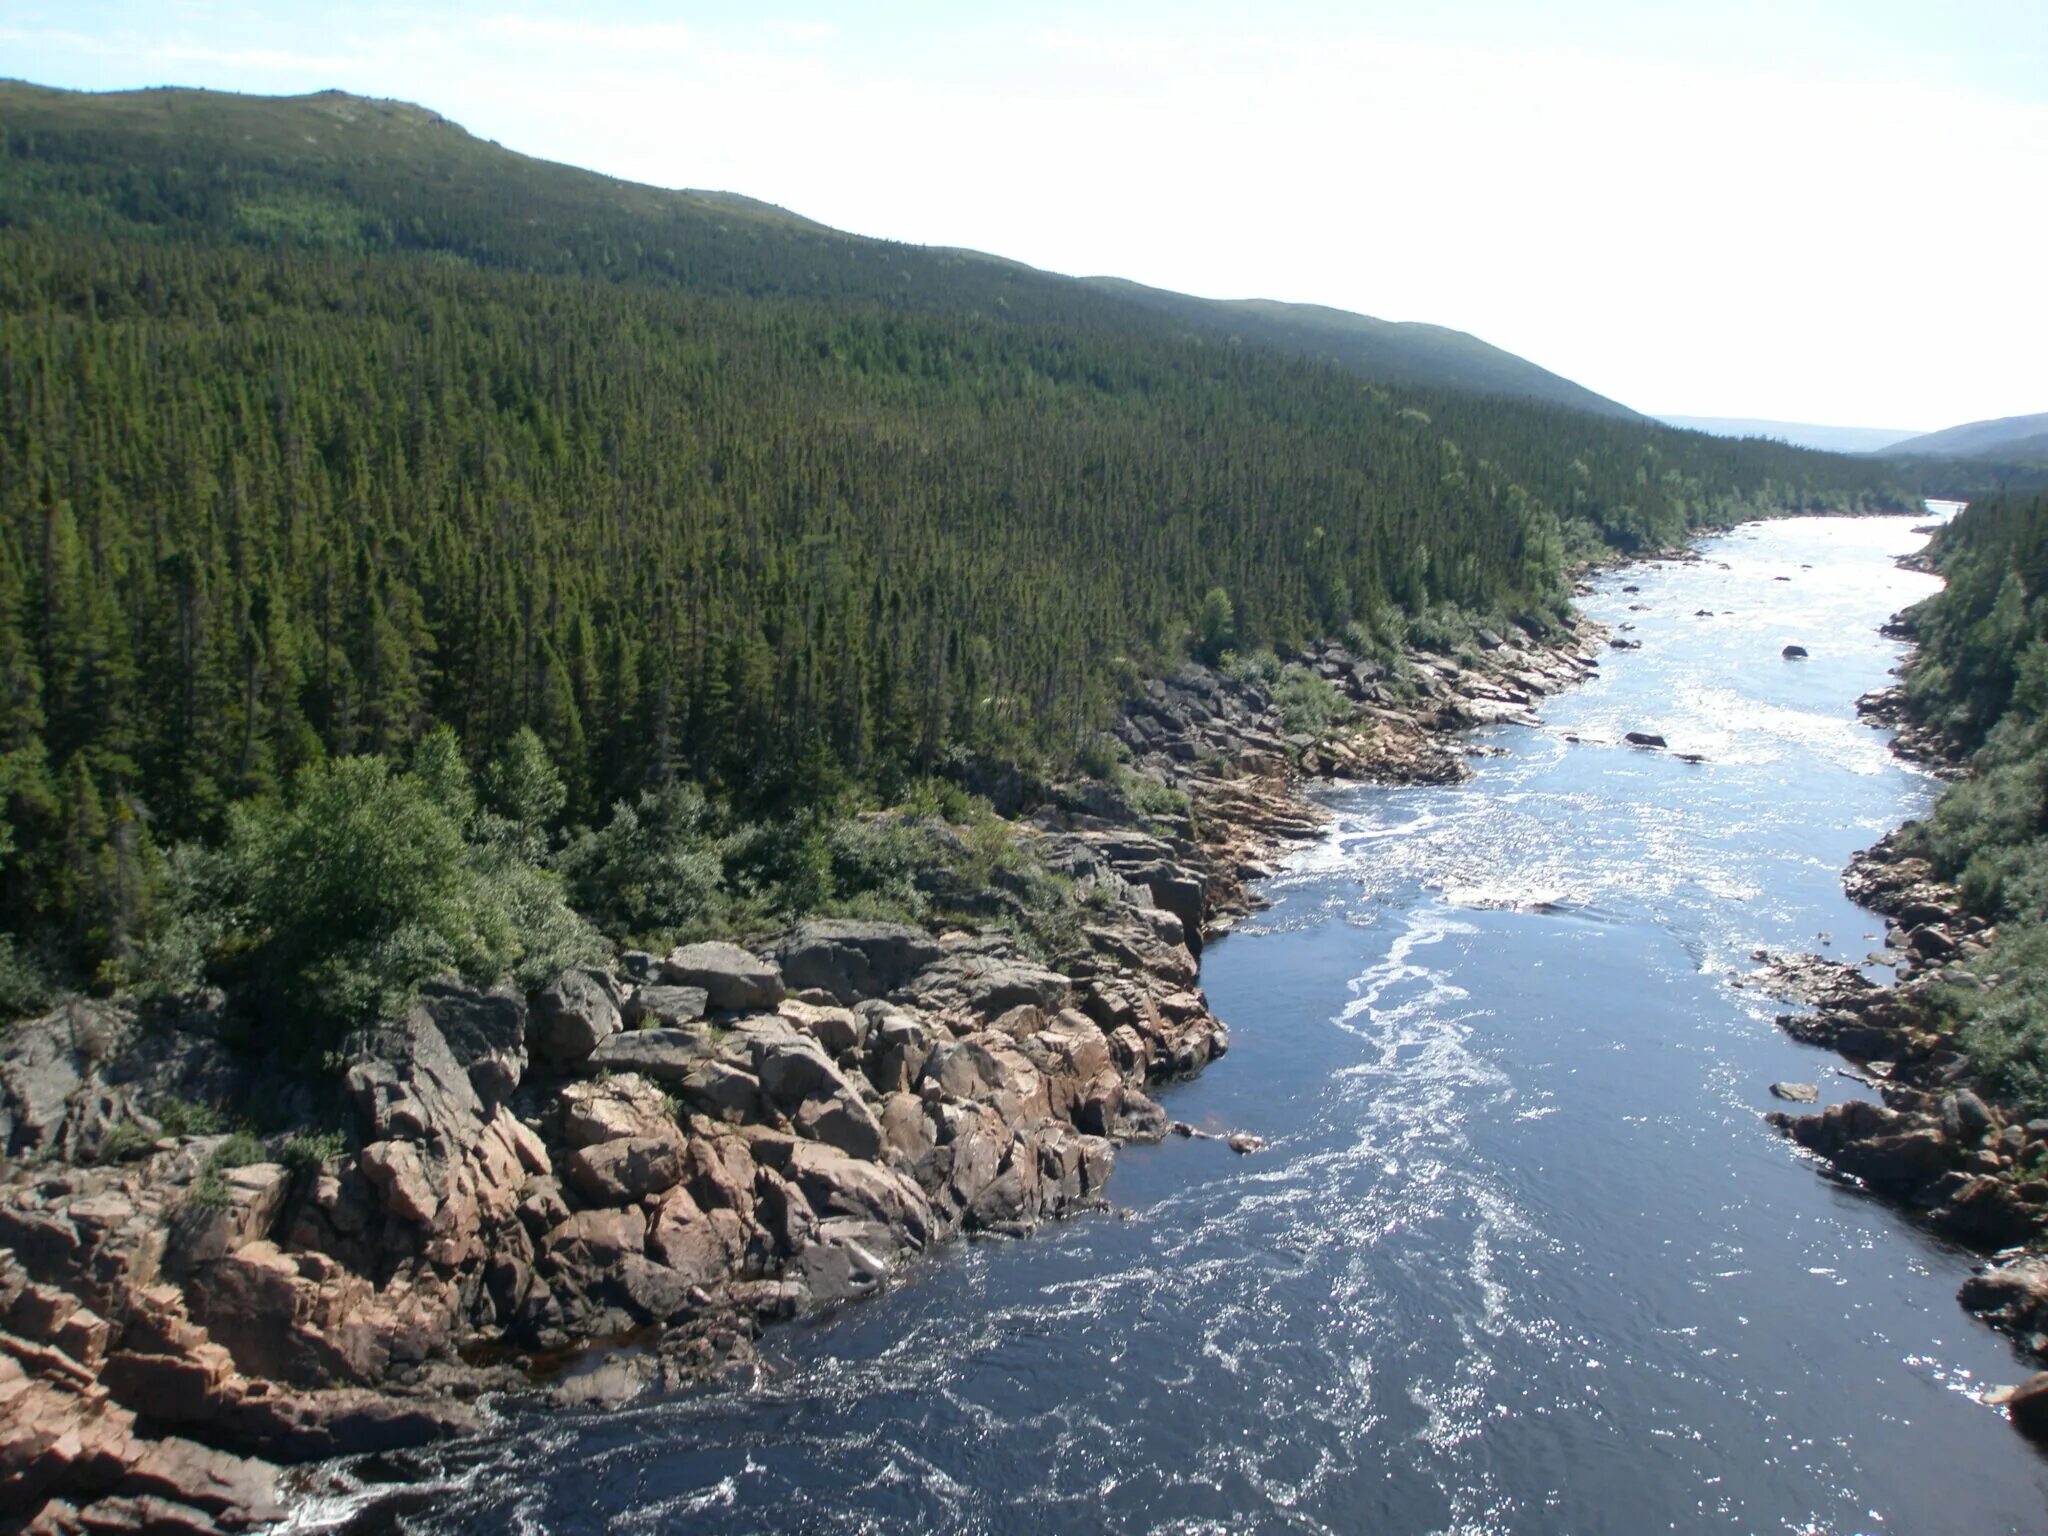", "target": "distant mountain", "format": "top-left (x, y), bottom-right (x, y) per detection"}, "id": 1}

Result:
top-left (1656, 416), bottom-right (1924, 454)
top-left (1883, 412), bottom-right (2048, 461)
top-left (1089, 278), bottom-right (1640, 421)
top-left (0, 78), bottom-right (1632, 419)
